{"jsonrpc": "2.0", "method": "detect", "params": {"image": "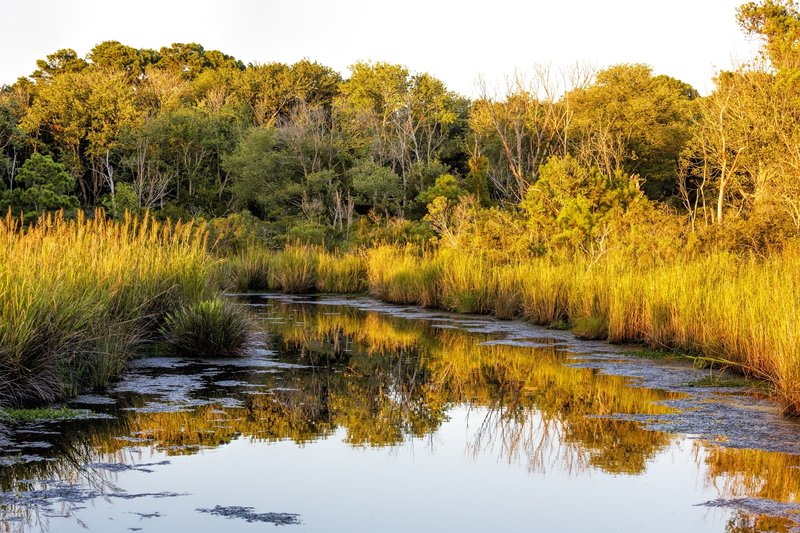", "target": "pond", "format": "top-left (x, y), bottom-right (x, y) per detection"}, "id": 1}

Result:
top-left (1, 295), bottom-right (800, 532)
